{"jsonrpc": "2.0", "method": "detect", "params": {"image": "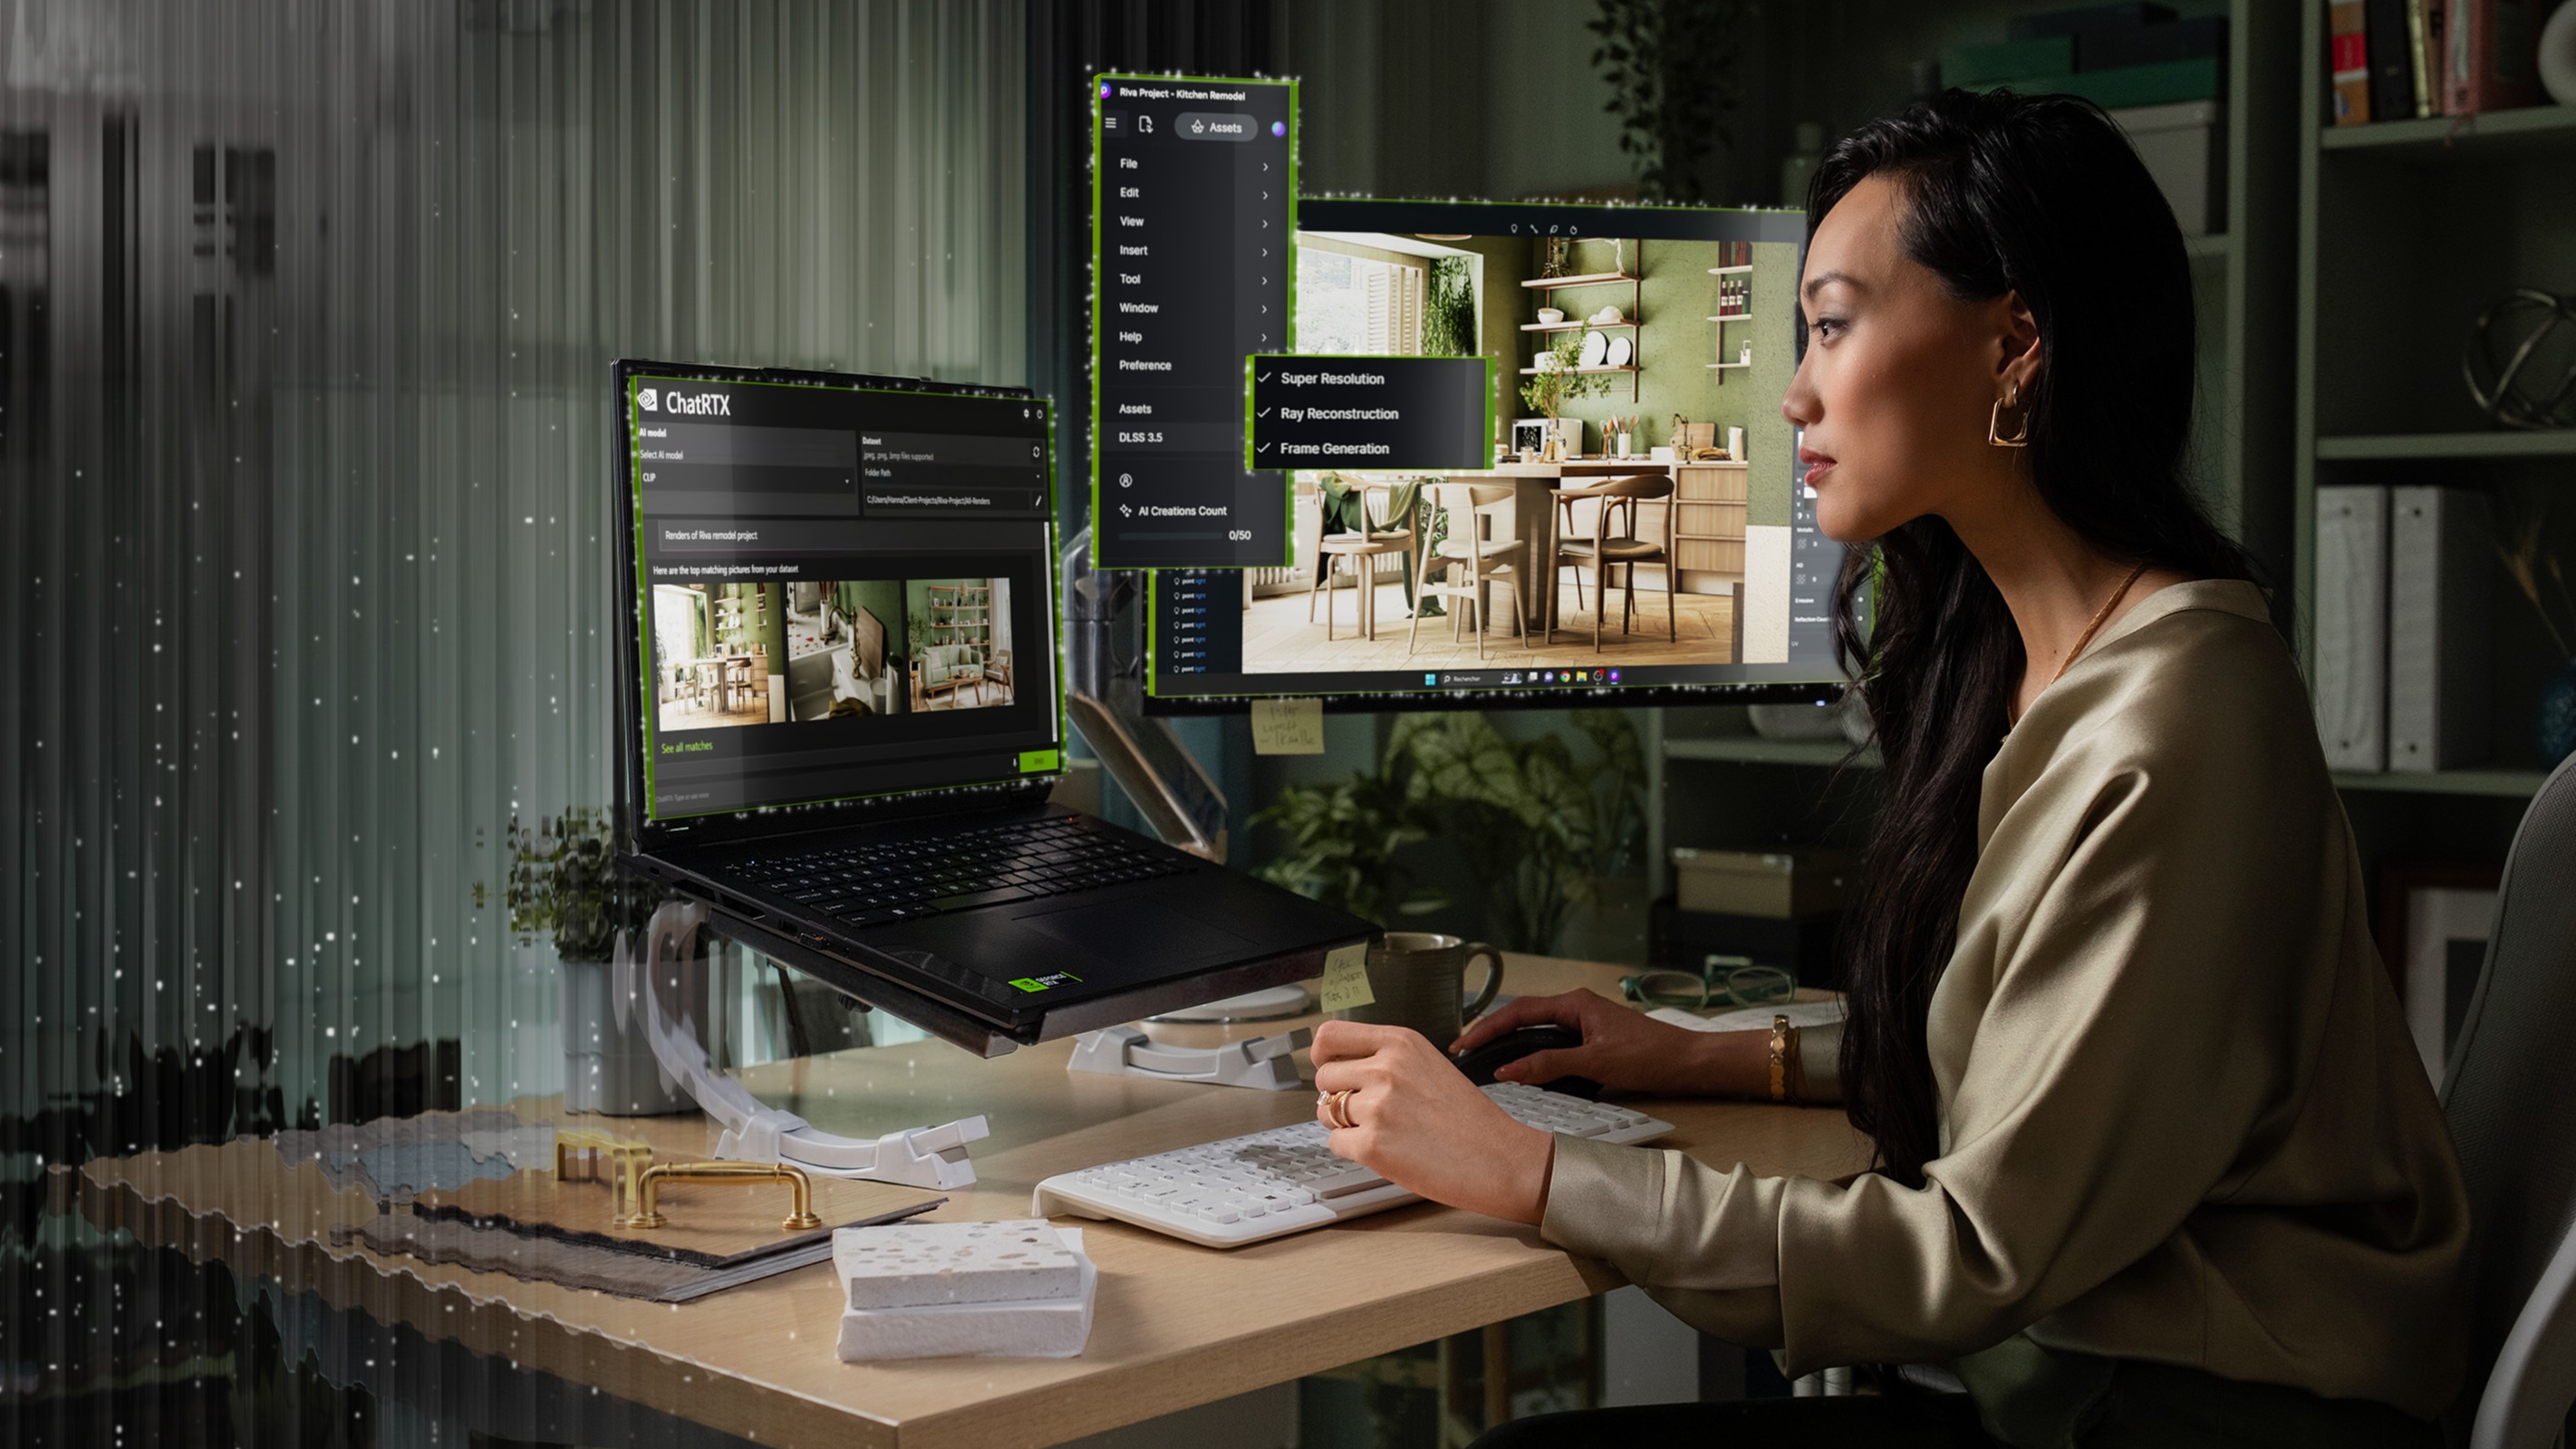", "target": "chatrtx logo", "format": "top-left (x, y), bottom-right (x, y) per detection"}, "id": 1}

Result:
top-left (639, 386), bottom-right (730, 417)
